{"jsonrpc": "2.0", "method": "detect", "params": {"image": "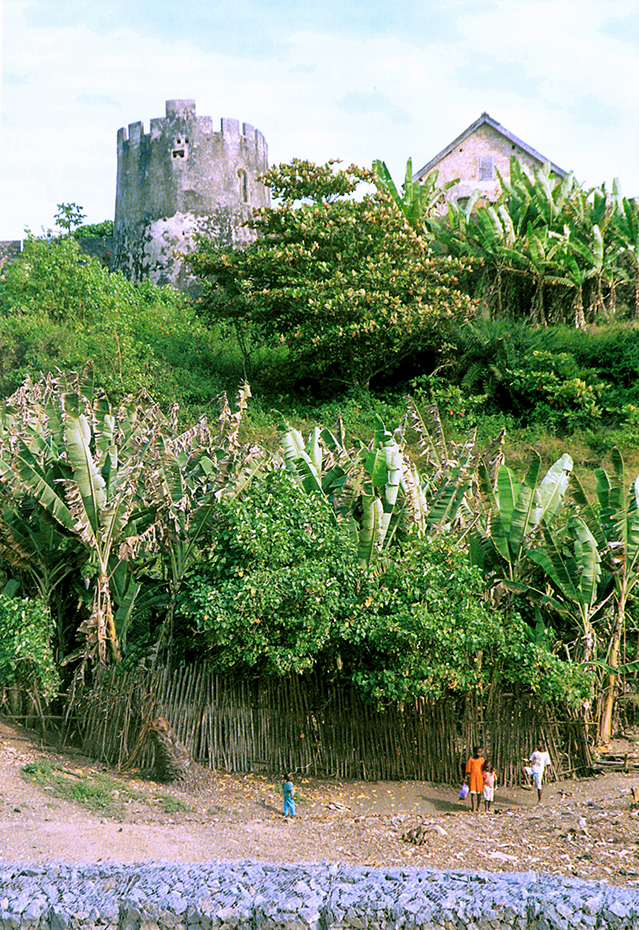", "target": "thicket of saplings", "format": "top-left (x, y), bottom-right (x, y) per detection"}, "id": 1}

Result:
top-left (1, 158), bottom-right (639, 747)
